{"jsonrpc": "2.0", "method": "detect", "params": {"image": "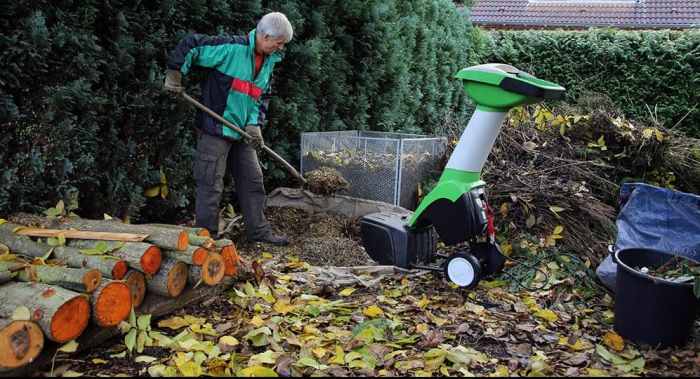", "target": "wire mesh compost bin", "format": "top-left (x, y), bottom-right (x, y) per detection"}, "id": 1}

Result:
top-left (300, 131), bottom-right (447, 210)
